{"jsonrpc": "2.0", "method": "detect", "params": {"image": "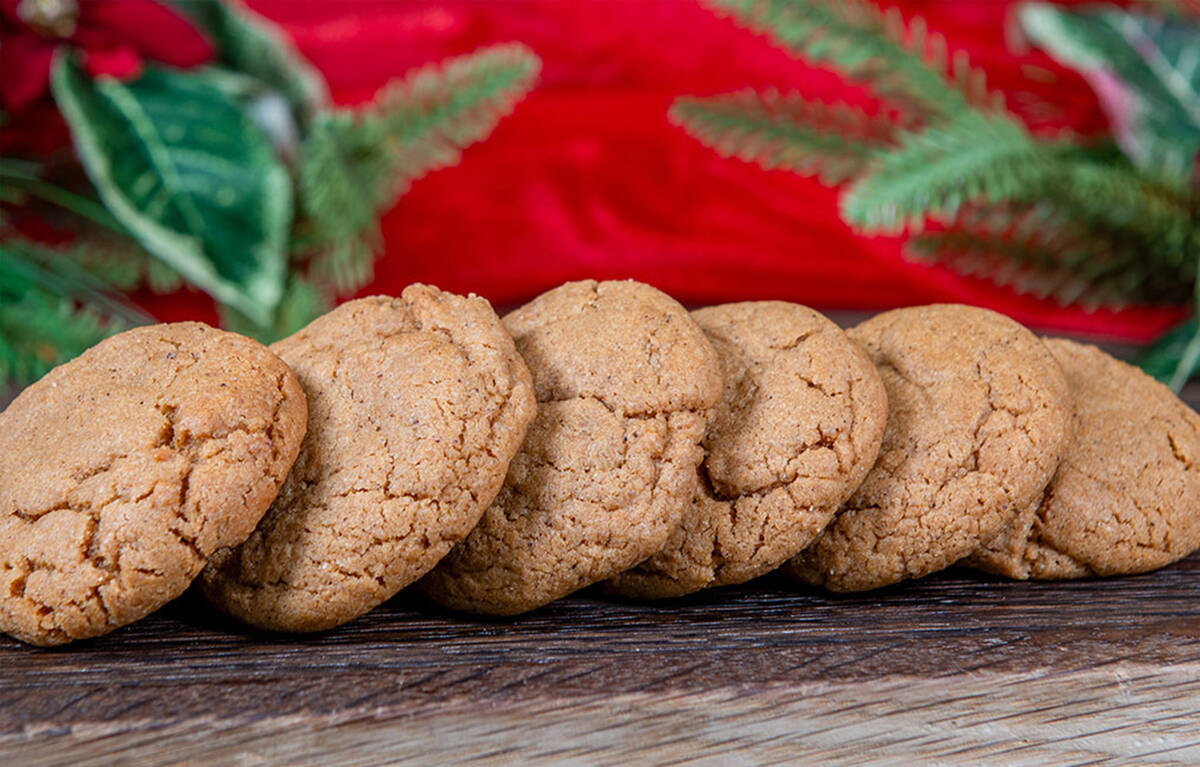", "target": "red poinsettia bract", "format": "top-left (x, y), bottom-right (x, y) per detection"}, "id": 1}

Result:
top-left (0, 0), bottom-right (214, 115)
